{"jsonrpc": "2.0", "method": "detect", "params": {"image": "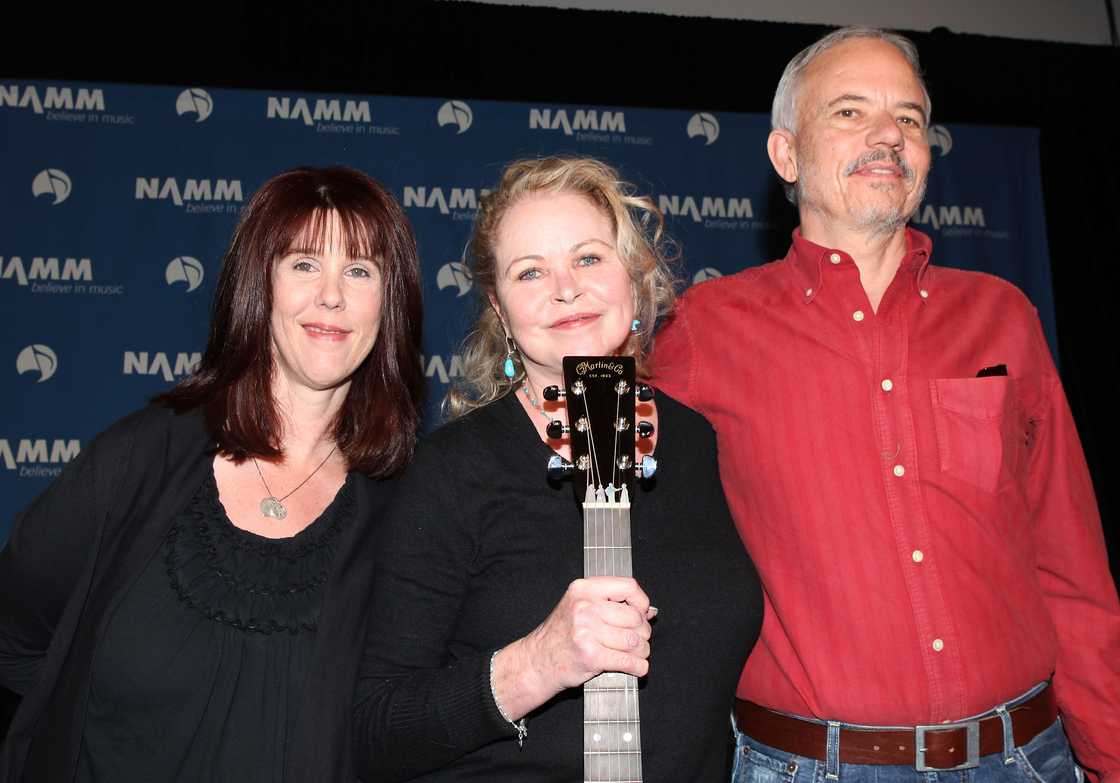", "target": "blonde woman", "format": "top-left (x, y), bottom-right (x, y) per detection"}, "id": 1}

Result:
top-left (353, 157), bottom-right (762, 781)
